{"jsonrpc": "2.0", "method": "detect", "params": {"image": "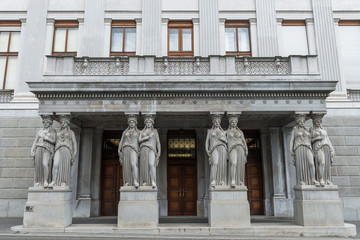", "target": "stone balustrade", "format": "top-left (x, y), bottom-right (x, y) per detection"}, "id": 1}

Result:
top-left (44, 55), bottom-right (319, 76)
top-left (0, 90), bottom-right (14, 103)
top-left (347, 90), bottom-right (360, 102)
